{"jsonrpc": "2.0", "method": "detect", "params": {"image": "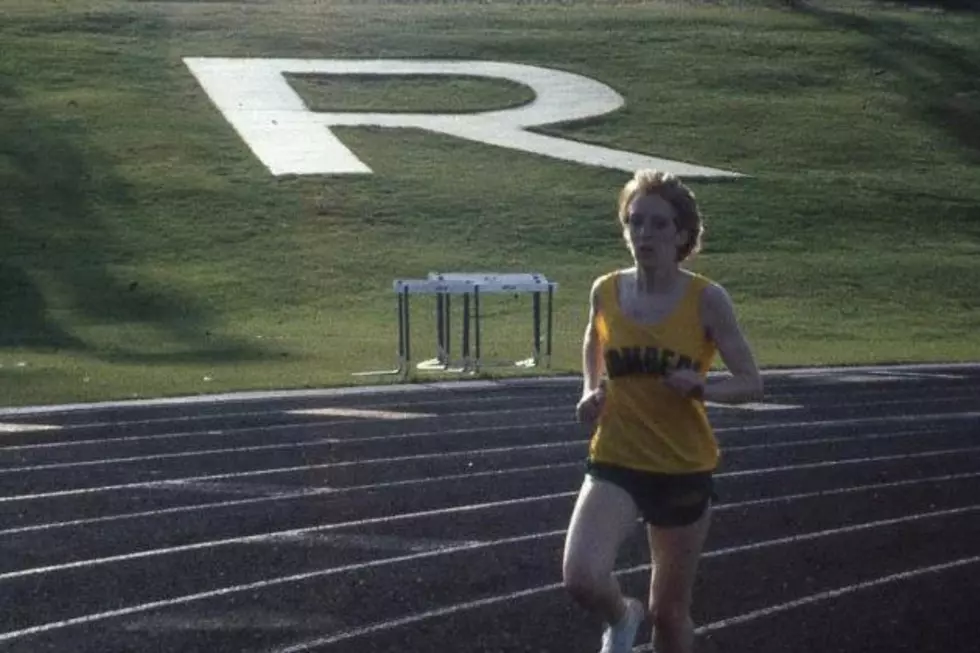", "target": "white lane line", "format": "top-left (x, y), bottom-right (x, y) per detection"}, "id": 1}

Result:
top-left (769, 363), bottom-right (978, 379)
top-left (1, 495), bottom-right (976, 645)
top-left (801, 373), bottom-right (929, 384)
top-left (864, 369), bottom-right (969, 380)
top-left (0, 387), bottom-right (938, 446)
top-left (2, 448), bottom-right (979, 583)
top-left (0, 428), bottom-right (575, 489)
top-left (0, 437), bottom-right (579, 503)
top-left (0, 394), bottom-right (557, 437)
top-left (1, 420), bottom-right (977, 505)
top-left (285, 408), bottom-right (434, 419)
top-left (0, 404), bottom-right (568, 453)
top-left (707, 402), bottom-right (801, 411)
top-left (786, 369), bottom-right (972, 382)
top-left (0, 490), bottom-right (576, 583)
top-left (717, 471), bottom-right (980, 508)
top-left (628, 555), bottom-right (980, 651)
top-left (716, 411), bottom-right (979, 434)
top-left (0, 423), bottom-right (61, 433)
top-left (147, 481), bottom-right (306, 498)
top-left (692, 555), bottom-right (980, 636)
top-left (0, 425), bottom-right (972, 536)
top-left (787, 395), bottom-right (976, 410)
top-left (2, 409), bottom-right (977, 475)
top-left (120, 610), bottom-right (341, 633)
top-left (262, 532), bottom-right (486, 553)
top-left (0, 380), bottom-right (510, 417)
top-left (0, 390), bottom-right (796, 437)
top-left (2, 362), bottom-right (976, 417)
top-left (0, 420), bottom-right (578, 474)
top-left (2, 428), bottom-right (970, 537)
top-left (0, 462), bottom-right (564, 536)
top-left (3, 385), bottom-right (974, 453)
top-left (269, 503), bottom-right (980, 652)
